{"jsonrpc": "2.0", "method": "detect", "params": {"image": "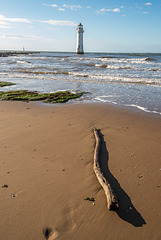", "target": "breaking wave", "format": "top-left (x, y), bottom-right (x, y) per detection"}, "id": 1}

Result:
top-left (124, 104), bottom-right (161, 115)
